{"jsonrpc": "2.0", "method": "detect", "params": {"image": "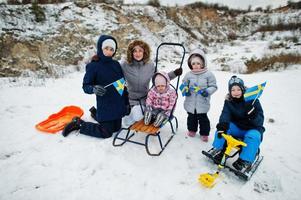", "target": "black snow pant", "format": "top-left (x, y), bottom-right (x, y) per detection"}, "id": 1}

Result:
top-left (187, 111), bottom-right (210, 136)
top-left (80, 119), bottom-right (122, 138)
